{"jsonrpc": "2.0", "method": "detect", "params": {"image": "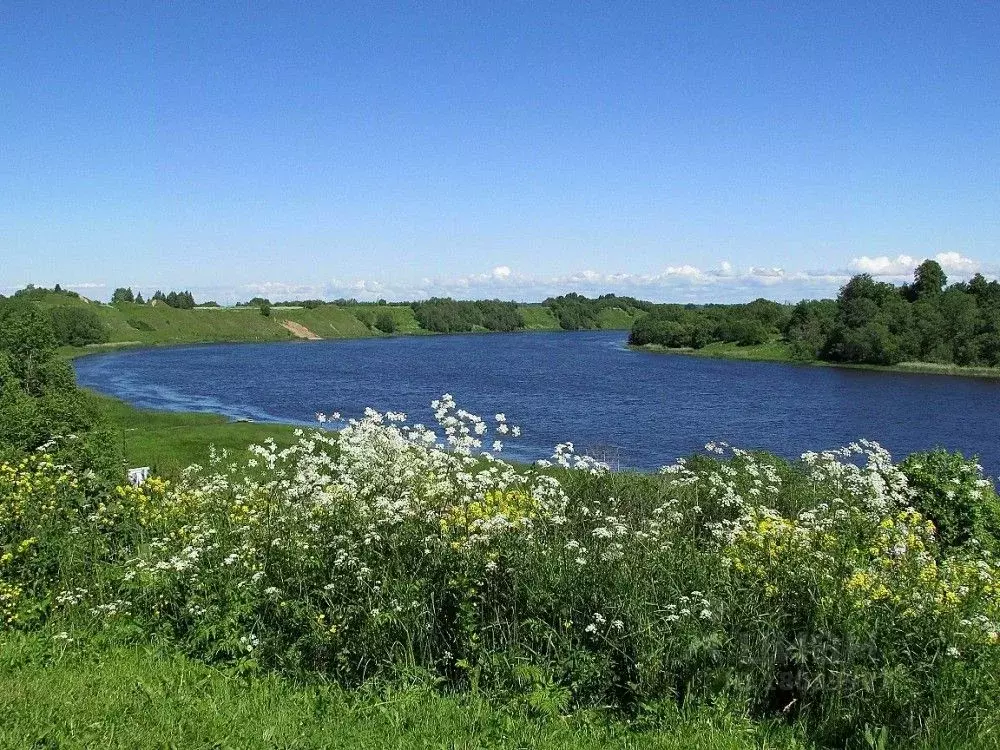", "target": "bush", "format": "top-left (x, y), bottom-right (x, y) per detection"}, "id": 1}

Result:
top-left (48, 306), bottom-right (109, 347)
top-left (410, 299), bottom-right (523, 333)
top-left (901, 449), bottom-right (1000, 553)
top-left (374, 311), bottom-right (396, 333)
